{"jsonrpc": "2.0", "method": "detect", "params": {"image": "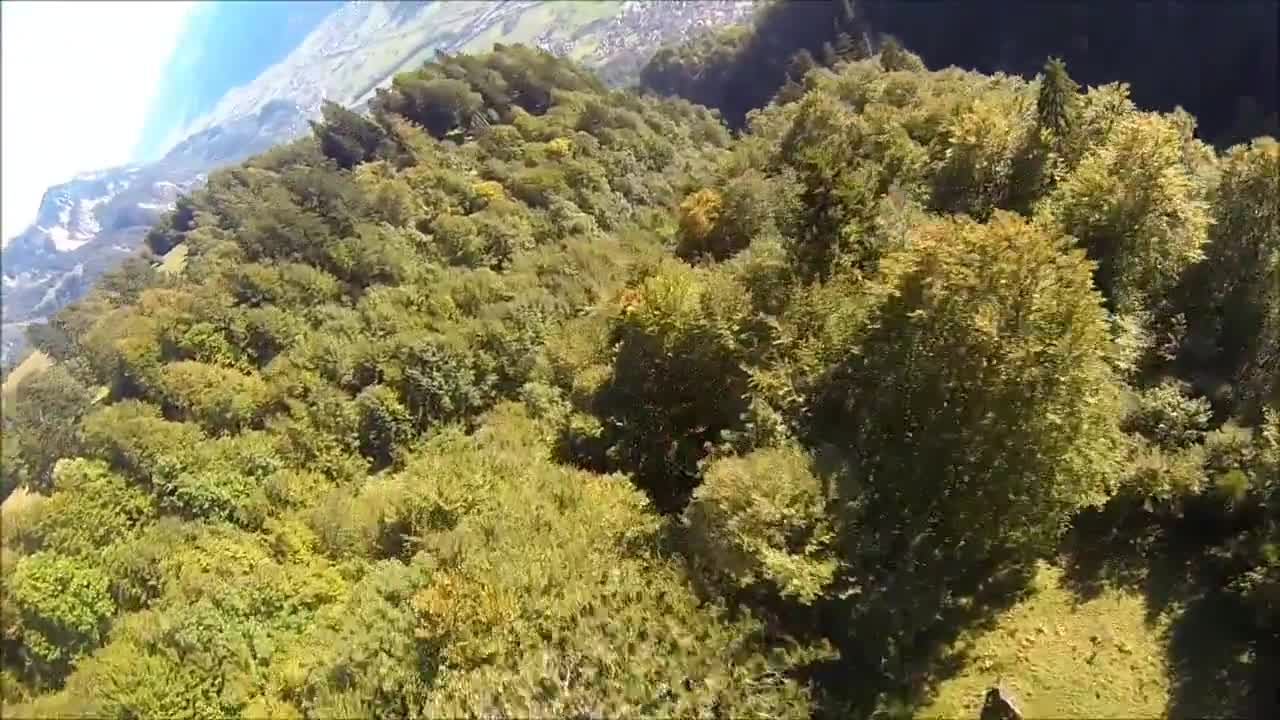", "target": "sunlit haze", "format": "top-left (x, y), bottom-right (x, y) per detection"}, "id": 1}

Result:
top-left (1, 1), bottom-right (194, 244)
